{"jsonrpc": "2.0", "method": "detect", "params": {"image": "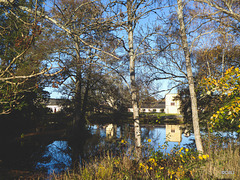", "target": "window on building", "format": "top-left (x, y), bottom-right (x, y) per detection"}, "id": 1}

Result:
top-left (171, 102), bottom-right (175, 106)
